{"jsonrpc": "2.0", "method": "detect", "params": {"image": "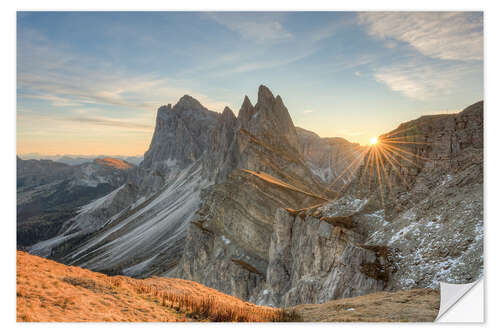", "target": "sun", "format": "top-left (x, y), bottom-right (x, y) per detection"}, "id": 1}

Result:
top-left (370, 137), bottom-right (378, 145)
